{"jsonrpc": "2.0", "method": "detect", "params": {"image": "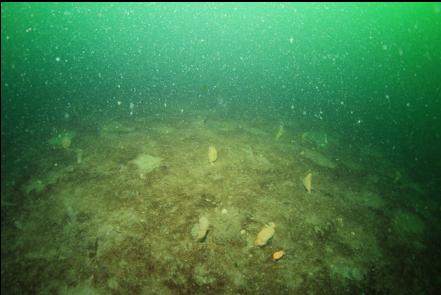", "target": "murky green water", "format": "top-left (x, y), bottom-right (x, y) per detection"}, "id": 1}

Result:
top-left (2, 3), bottom-right (440, 294)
